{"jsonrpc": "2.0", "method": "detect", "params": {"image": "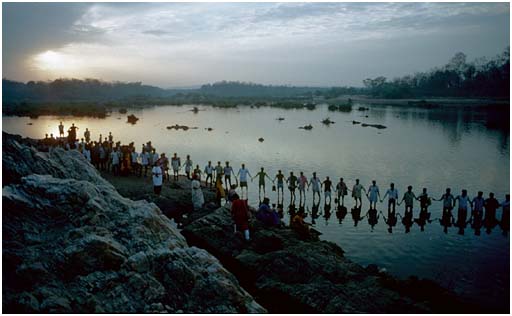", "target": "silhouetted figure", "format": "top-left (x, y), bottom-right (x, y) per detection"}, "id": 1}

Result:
top-left (453, 190), bottom-right (470, 235)
top-left (434, 188), bottom-right (455, 222)
top-left (336, 204), bottom-right (348, 224)
top-left (309, 172), bottom-right (321, 202)
top-left (84, 128), bottom-right (90, 143)
top-left (470, 192), bottom-right (485, 236)
top-left (399, 185), bottom-right (416, 217)
top-left (418, 188), bottom-right (431, 213)
top-left (253, 167), bottom-right (272, 198)
top-left (184, 155), bottom-right (193, 180)
top-left (484, 192), bottom-right (500, 234)
top-left (204, 161), bottom-right (214, 188)
top-left (366, 208), bottom-right (379, 231)
top-left (367, 180), bottom-right (380, 210)
top-left (236, 163), bottom-right (251, 199)
top-left (58, 121), bottom-right (65, 138)
top-left (335, 177), bottom-right (348, 206)
top-left (381, 183), bottom-right (398, 213)
top-left (193, 164), bottom-right (202, 181)
top-left (67, 123), bottom-right (78, 143)
top-left (171, 153), bottom-right (181, 181)
top-left (287, 171), bottom-right (298, 203)
top-left (215, 161), bottom-right (224, 182)
top-left (351, 206), bottom-right (363, 227)
top-left (288, 202), bottom-right (297, 218)
top-left (322, 176), bottom-right (333, 204)
top-left (500, 194), bottom-right (510, 235)
top-left (352, 179), bottom-right (366, 208)
top-left (298, 171), bottom-right (308, 202)
top-left (274, 170), bottom-right (285, 198)
top-left (224, 161), bottom-right (233, 187)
